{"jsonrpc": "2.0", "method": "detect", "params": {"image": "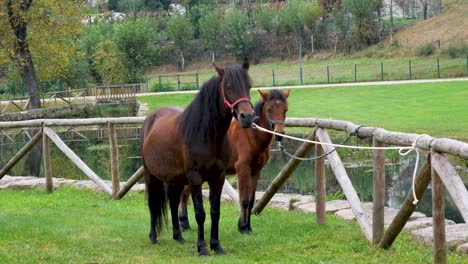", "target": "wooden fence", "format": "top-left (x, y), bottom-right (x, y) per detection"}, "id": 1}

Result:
top-left (0, 116), bottom-right (467, 262)
top-left (94, 83), bottom-right (147, 102)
